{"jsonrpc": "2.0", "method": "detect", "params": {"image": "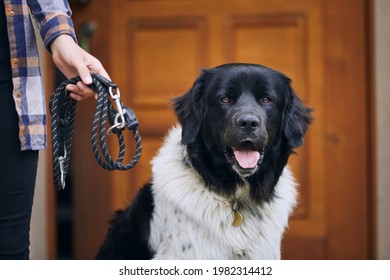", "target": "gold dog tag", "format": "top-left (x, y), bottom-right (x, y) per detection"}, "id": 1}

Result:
top-left (232, 211), bottom-right (243, 227)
